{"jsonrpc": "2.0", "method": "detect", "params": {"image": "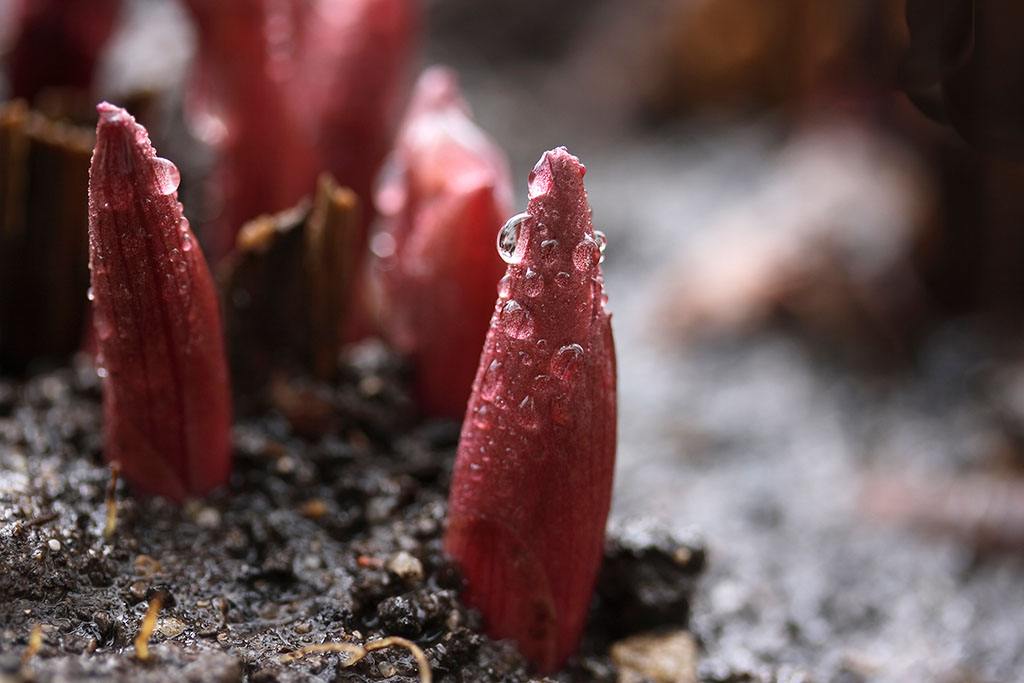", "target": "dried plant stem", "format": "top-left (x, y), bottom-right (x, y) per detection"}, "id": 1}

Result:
top-left (280, 636), bottom-right (432, 683)
top-left (134, 594), bottom-right (164, 661)
top-left (21, 624), bottom-right (42, 667)
top-left (103, 462), bottom-right (120, 540)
